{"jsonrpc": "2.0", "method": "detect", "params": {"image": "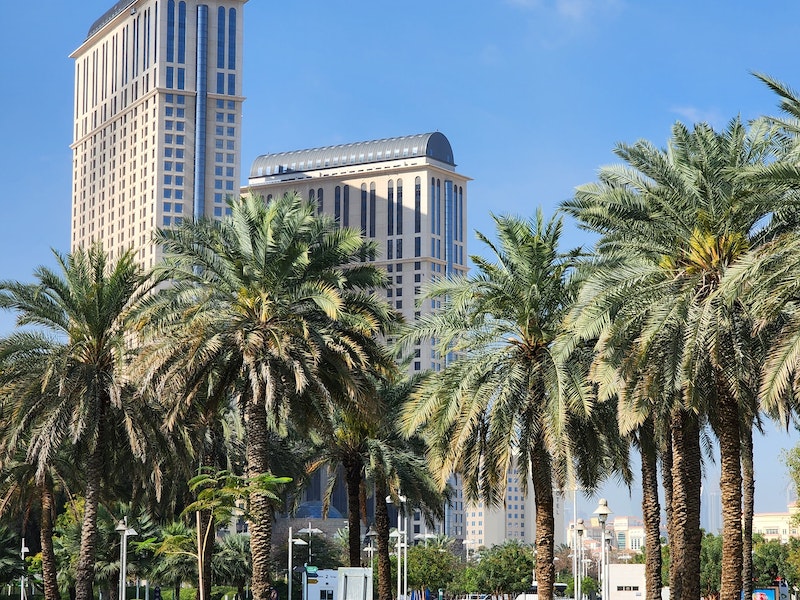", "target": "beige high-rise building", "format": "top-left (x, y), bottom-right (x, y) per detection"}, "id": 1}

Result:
top-left (71, 0), bottom-right (246, 266)
top-left (247, 132), bottom-right (470, 540)
top-left (464, 465), bottom-right (565, 549)
top-left (246, 132), bottom-right (470, 376)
